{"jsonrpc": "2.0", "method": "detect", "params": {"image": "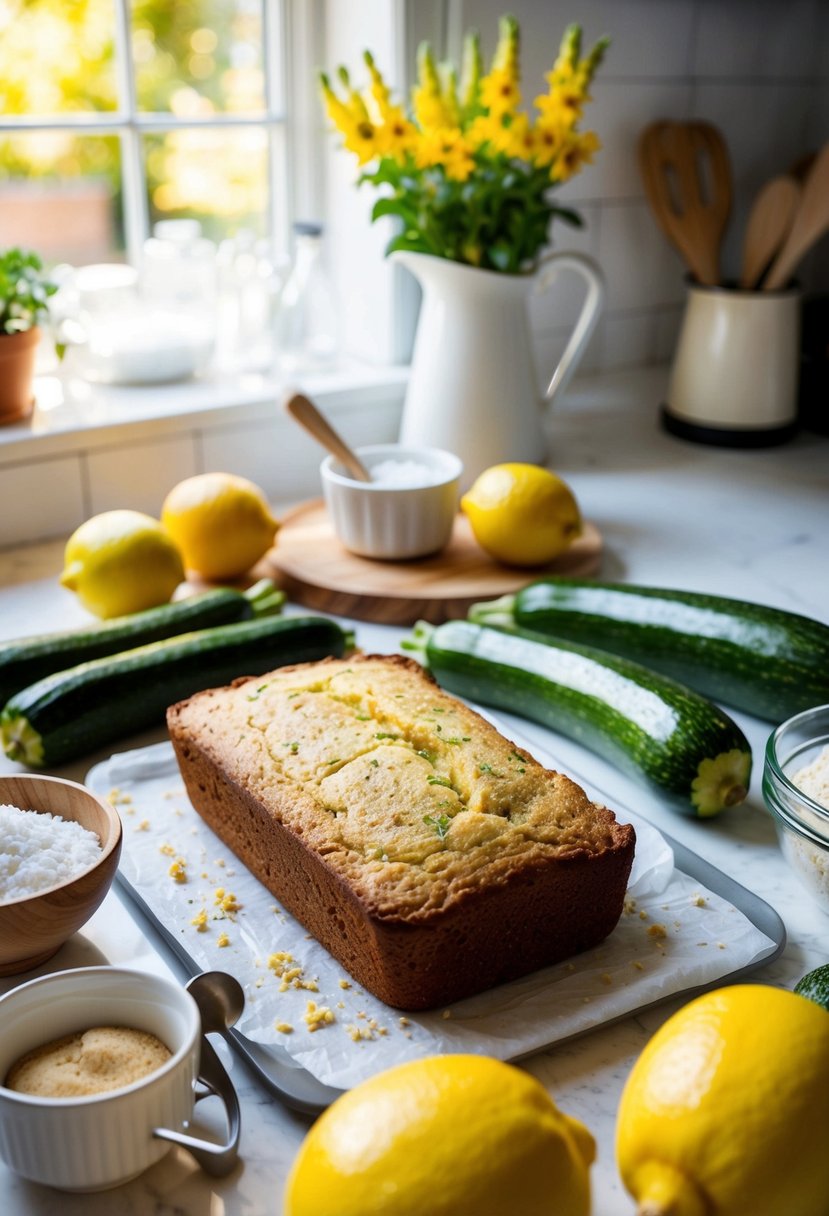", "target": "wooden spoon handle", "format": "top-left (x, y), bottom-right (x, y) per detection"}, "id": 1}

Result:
top-left (283, 392), bottom-right (372, 482)
top-left (740, 176), bottom-right (800, 289)
top-left (764, 143), bottom-right (829, 290)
